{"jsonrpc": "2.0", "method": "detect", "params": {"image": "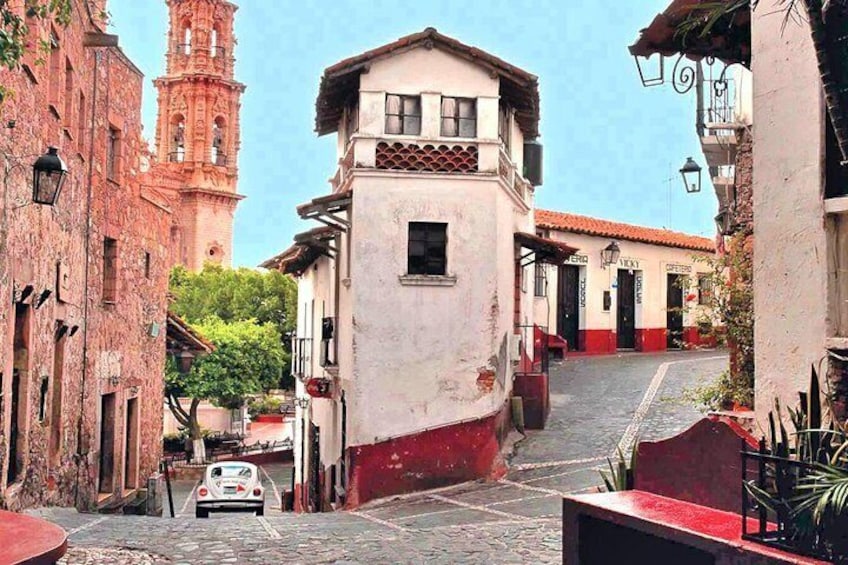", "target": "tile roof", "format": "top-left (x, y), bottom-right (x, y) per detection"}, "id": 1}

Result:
top-left (536, 209), bottom-right (715, 253)
top-left (315, 27), bottom-right (539, 138)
